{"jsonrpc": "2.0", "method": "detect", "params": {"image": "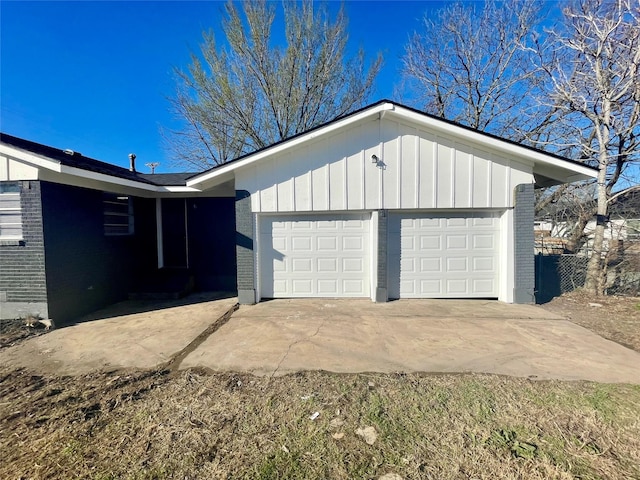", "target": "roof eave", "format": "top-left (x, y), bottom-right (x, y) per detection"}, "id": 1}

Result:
top-left (1, 143), bottom-right (201, 193)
